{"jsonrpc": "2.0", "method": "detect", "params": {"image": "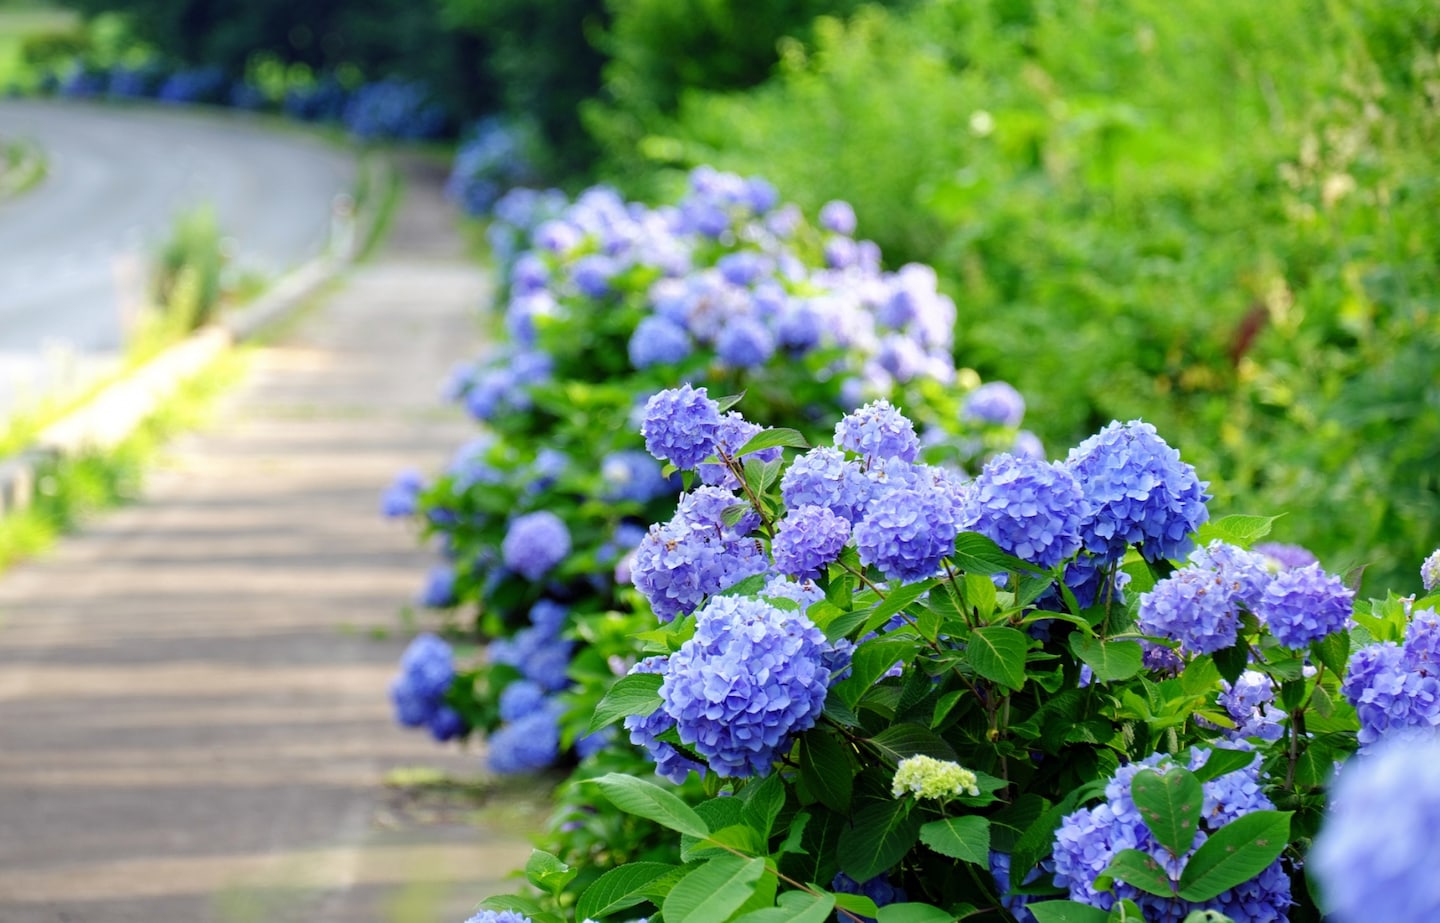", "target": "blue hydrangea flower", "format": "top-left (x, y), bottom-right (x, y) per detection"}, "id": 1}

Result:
top-left (641, 385), bottom-right (722, 471)
top-left (1187, 540), bottom-right (1273, 608)
top-left (1423, 548), bottom-right (1440, 592)
top-left (487, 701), bottom-right (562, 774)
top-left (498, 680), bottom-right (547, 722)
top-left (501, 511), bottom-right (571, 581)
top-left (696, 413), bottom-right (783, 491)
top-left (624, 656), bottom-right (707, 784)
top-left (959, 454), bottom-right (1085, 569)
top-left (660, 595), bottom-right (833, 777)
top-left (629, 315), bottom-right (693, 368)
top-left (389, 634), bottom-right (463, 737)
top-left (631, 491), bottom-right (768, 622)
top-left (989, 851), bottom-right (1050, 923)
top-left (834, 399), bottom-right (920, 464)
top-left (419, 564), bottom-right (457, 609)
top-left (528, 599), bottom-right (570, 635)
top-left (463, 910), bottom-right (534, 923)
top-left (854, 486), bottom-right (959, 582)
top-left (602, 450), bottom-right (675, 504)
top-left (1137, 563), bottom-right (1242, 655)
top-left (819, 200), bottom-right (858, 235)
top-left (1253, 542), bottom-right (1318, 570)
top-left (1064, 420), bottom-right (1211, 564)
top-left (773, 505), bottom-right (852, 580)
top-left (780, 447), bottom-right (872, 523)
top-left (1056, 555), bottom-right (1133, 610)
top-left (1342, 608), bottom-right (1440, 748)
top-left (381, 468), bottom-right (424, 517)
top-left (1252, 562), bottom-right (1354, 648)
top-left (715, 316), bottom-right (777, 368)
top-left (963, 381), bottom-right (1026, 427)
top-left (1012, 430), bottom-right (1046, 461)
top-left (1052, 749), bottom-right (1290, 922)
top-left (489, 626), bottom-right (574, 692)
top-left (1311, 734), bottom-right (1440, 923)
top-left (427, 705), bottom-right (466, 742)
top-left (1217, 670), bottom-right (1285, 742)
top-left (761, 574), bottom-right (826, 611)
